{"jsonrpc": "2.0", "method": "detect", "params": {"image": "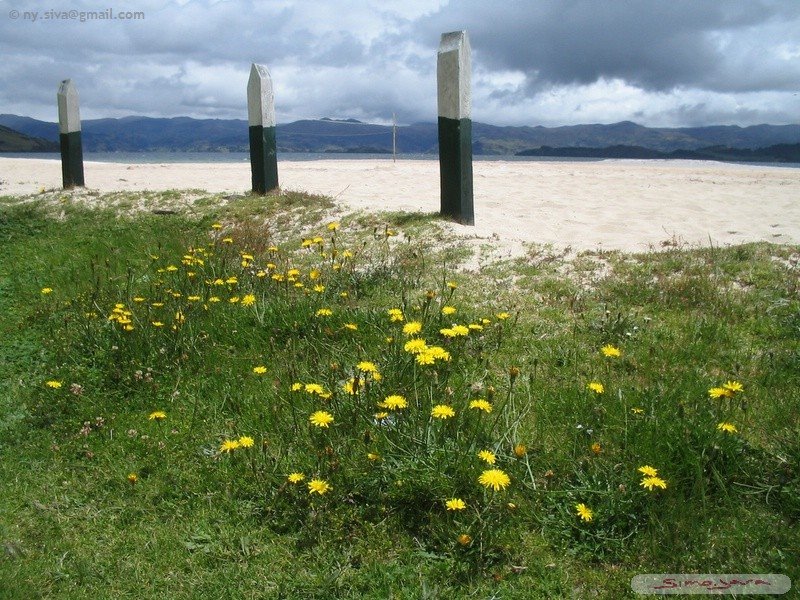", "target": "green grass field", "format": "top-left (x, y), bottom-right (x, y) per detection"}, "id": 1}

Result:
top-left (1, 189), bottom-right (798, 599)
